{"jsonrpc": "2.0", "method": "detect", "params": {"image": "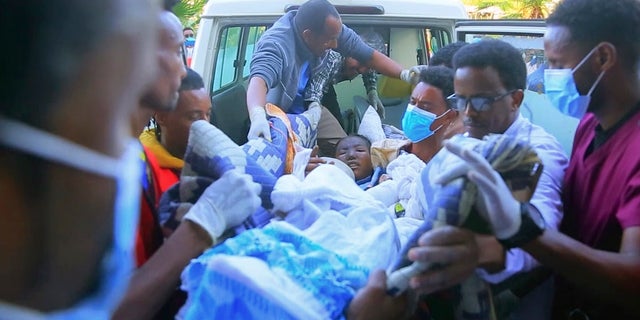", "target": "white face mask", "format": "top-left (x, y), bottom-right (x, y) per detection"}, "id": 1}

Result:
top-left (0, 116), bottom-right (142, 320)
